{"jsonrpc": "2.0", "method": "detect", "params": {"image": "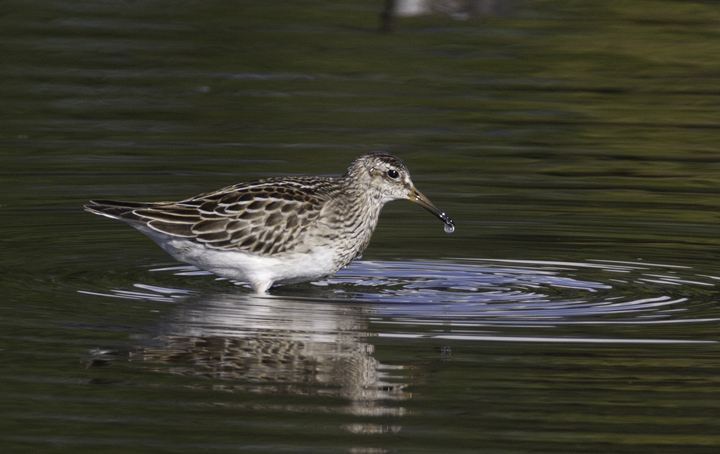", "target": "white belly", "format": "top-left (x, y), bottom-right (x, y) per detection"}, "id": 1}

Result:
top-left (140, 227), bottom-right (338, 293)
